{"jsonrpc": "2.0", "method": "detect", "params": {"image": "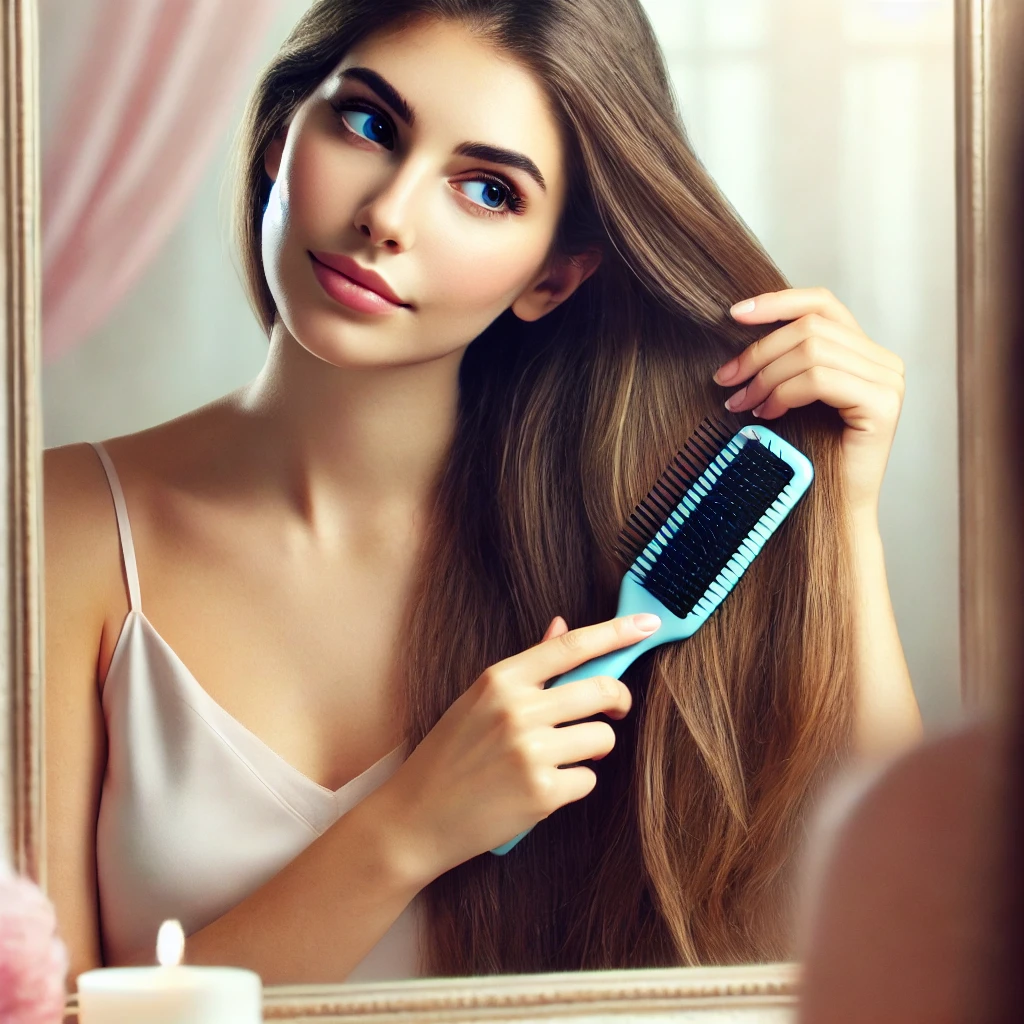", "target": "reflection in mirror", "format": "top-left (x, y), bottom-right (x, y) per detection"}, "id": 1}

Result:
top-left (39, 0), bottom-right (955, 990)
